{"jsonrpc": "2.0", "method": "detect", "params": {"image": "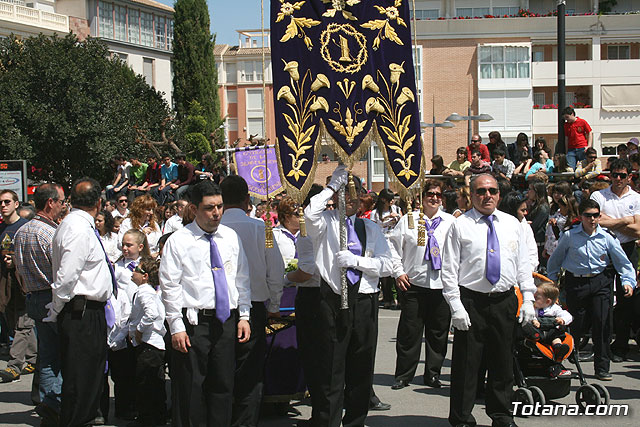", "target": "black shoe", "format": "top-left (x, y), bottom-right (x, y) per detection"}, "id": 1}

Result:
top-left (553, 343), bottom-right (571, 362)
top-left (596, 371), bottom-right (613, 381)
top-left (369, 401), bottom-right (391, 411)
top-left (35, 403), bottom-right (59, 426)
top-left (578, 351), bottom-right (594, 362)
top-left (611, 354), bottom-right (624, 363)
top-left (391, 379), bottom-right (409, 390)
top-left (424, 375), bottom-right (442, 388)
